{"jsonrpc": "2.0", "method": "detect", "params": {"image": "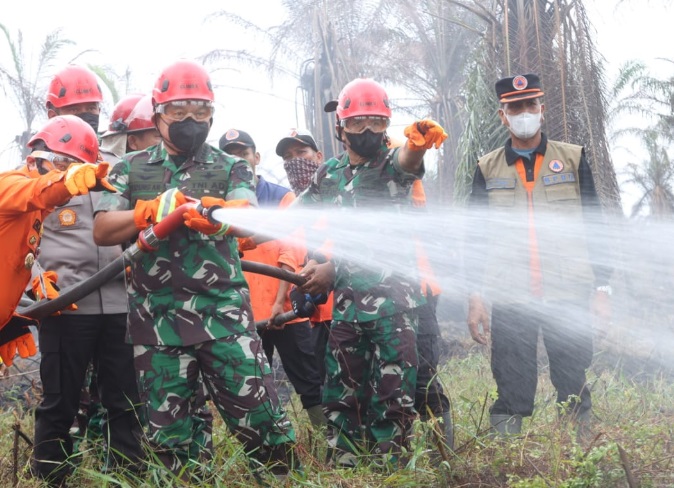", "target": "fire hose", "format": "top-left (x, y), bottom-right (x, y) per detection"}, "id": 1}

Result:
top-left (18, 201), bottom-right (194, 320)
top-left (18, 203), bottom-right (311, 329)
